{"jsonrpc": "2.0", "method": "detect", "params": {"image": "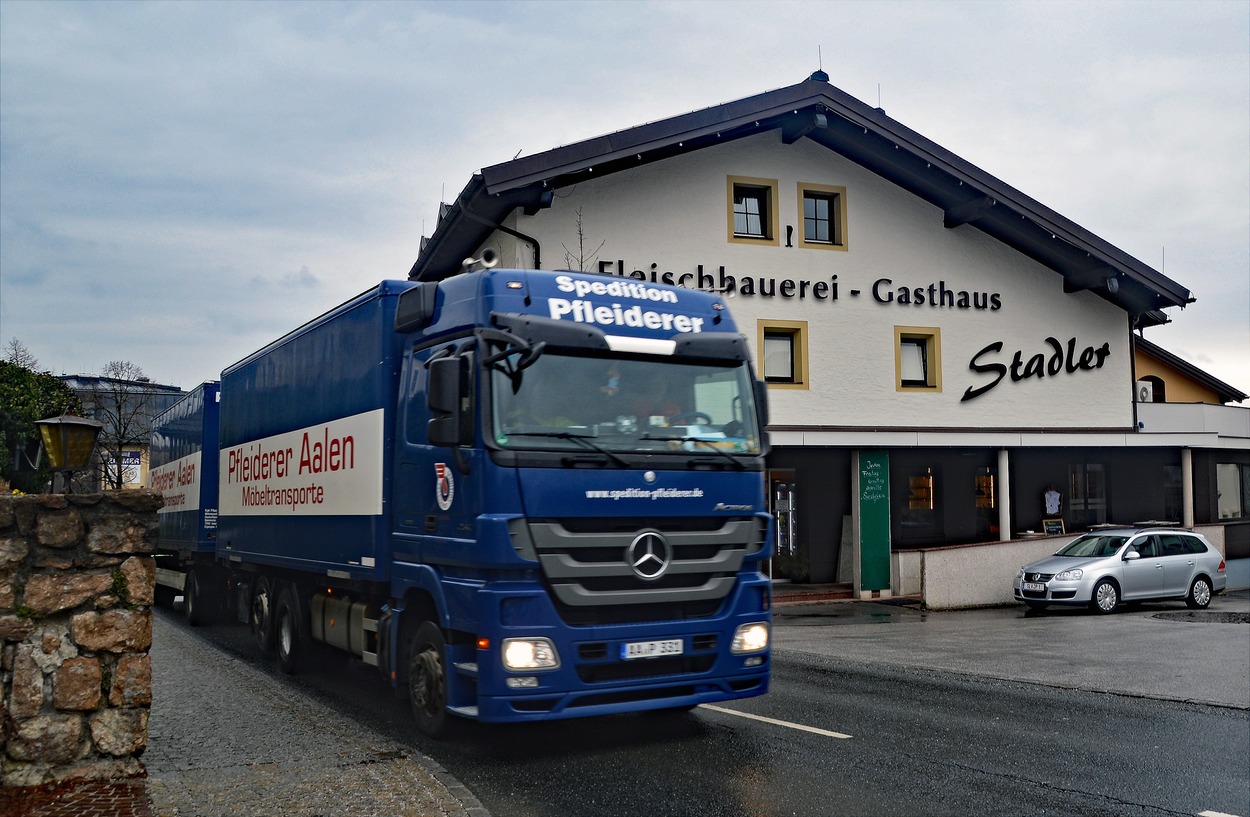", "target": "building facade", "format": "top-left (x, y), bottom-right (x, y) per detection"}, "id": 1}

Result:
top-left (60, 374), bottom-right (184, 491)
top-left (408, 73), bottom-right (1248, 591)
